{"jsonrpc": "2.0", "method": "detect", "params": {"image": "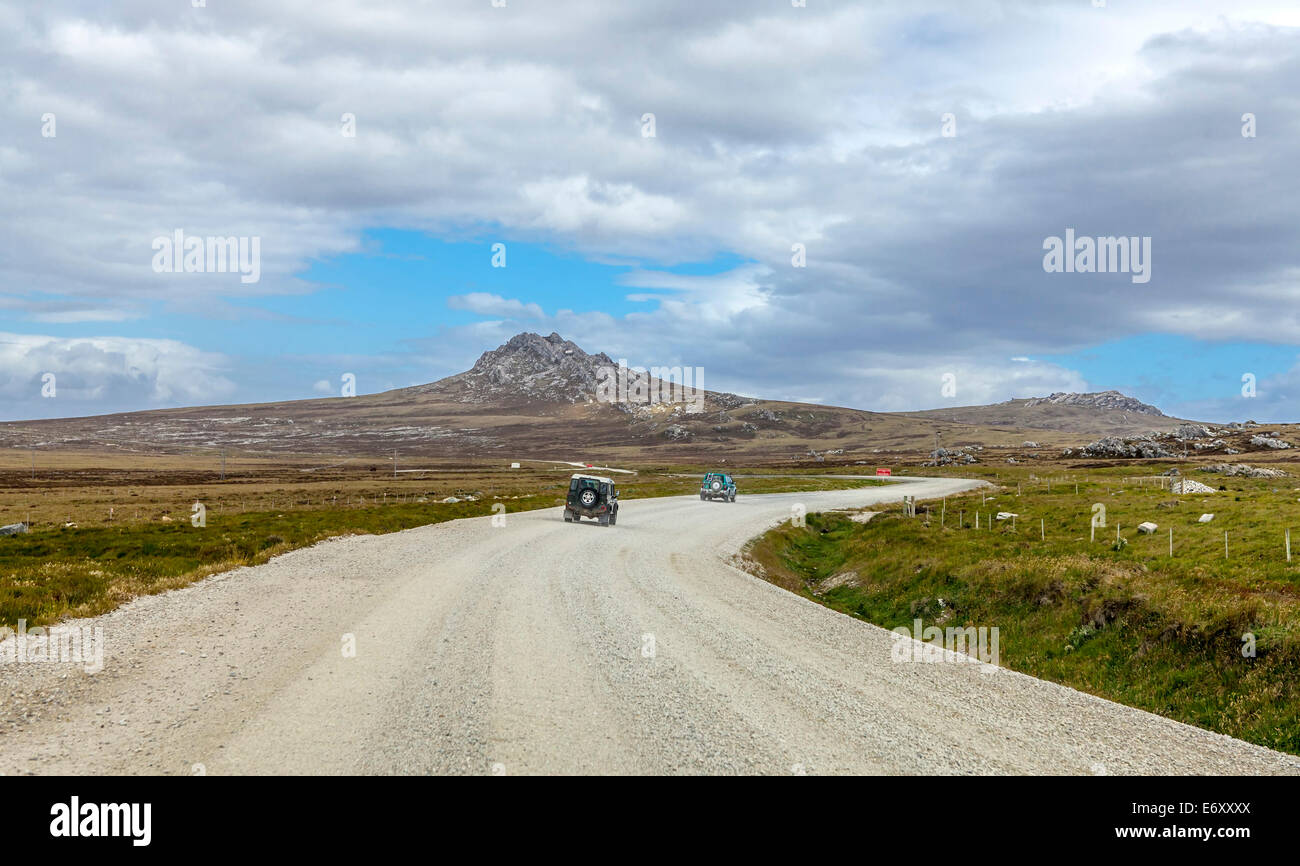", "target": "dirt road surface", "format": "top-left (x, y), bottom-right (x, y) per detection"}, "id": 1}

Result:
top-left (3, 476), bottom-right (1296, 775)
